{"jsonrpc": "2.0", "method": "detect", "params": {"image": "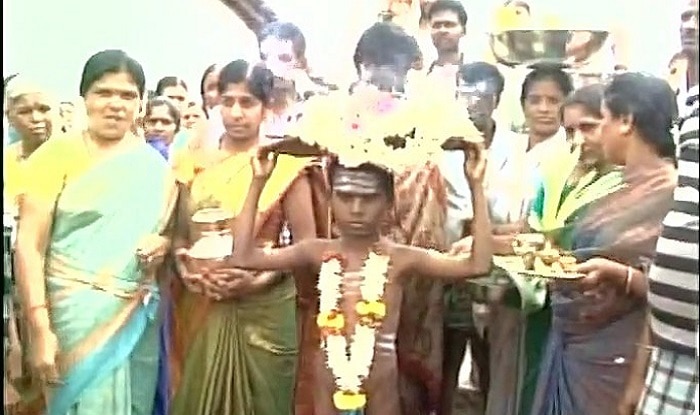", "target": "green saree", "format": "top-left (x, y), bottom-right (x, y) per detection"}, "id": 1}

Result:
top-left (169, 151), bottom-right (306, 415)
top-left (170, 279), bottom-right (298, 414)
